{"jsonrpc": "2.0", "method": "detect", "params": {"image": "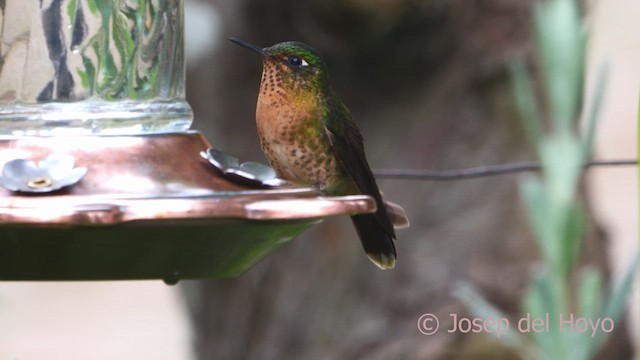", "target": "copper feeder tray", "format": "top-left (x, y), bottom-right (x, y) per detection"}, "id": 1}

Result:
top-left (0, 131), bottom-right (375, 282)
